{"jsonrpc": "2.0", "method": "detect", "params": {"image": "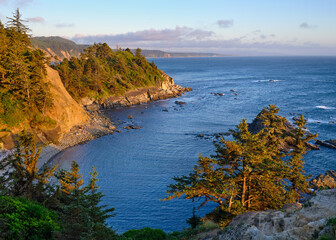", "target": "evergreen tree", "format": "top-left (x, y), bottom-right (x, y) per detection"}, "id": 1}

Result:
top-left (0, 131), bottom-right (57, 201)
top-left (287, 115), bottom-right (317, 202)
top-left (166, 105), bottom-right (316, 225)
top-left (57, 161), bottom-right (87, 240)
top-left (0, 10), bottom-right (52, 129)
top-left (82, 167), bottom-right (117, 240)
top-left (6, 8), bottom-right (30, 35)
